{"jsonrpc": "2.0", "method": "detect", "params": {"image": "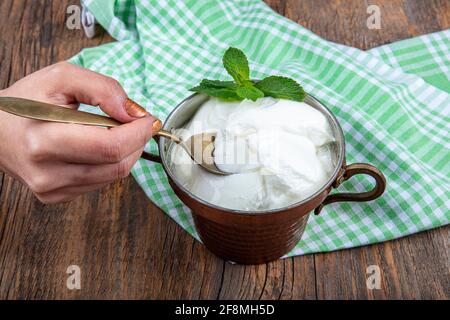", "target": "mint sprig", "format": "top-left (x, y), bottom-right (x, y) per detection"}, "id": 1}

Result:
top-left (222, 47), bottom-right (250, 85)
top-left (236, 84), bottom-right (264, 101)
top-left (190, 79), bottom-right (240, 101)
top-left (255, 76), bottom-right (305, 101)
top-left (190, 47), bottom-right (305, 102)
